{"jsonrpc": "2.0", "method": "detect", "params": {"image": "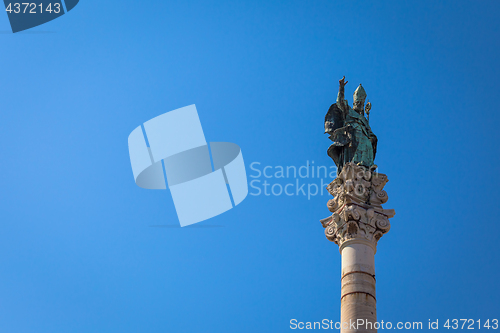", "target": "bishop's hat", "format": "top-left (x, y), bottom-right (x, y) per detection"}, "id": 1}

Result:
top-left (353, 84), bottom-right (367, 102)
